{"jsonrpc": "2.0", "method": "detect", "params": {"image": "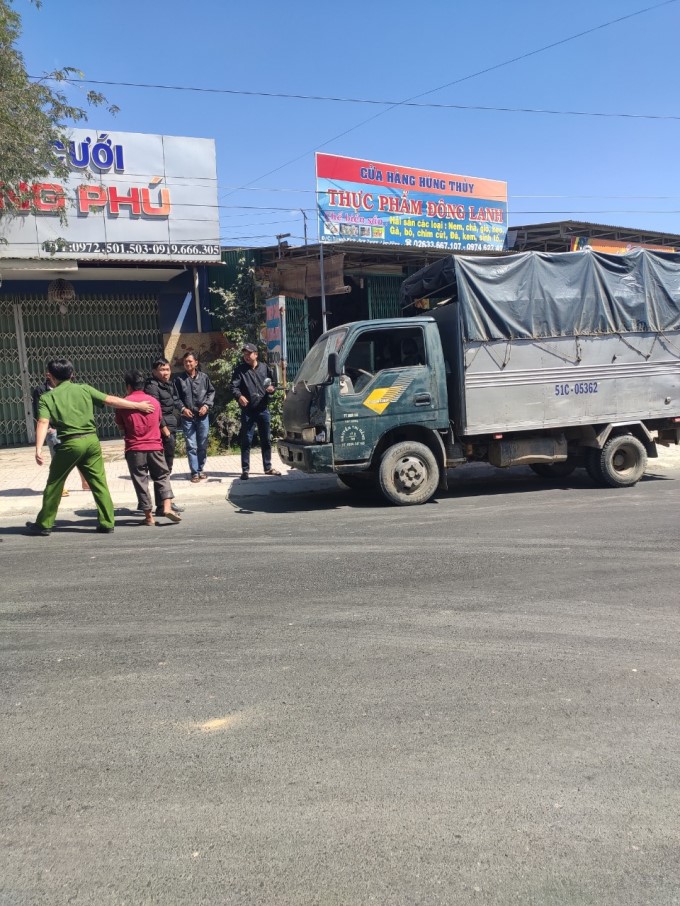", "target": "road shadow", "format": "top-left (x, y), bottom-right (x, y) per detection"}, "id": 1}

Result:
top-left (224, 467), bottom-right (674, 515)
top-left (0, 513), bottom-right (172, 537)
top-left (0, 488), bottom-right (43, 497)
